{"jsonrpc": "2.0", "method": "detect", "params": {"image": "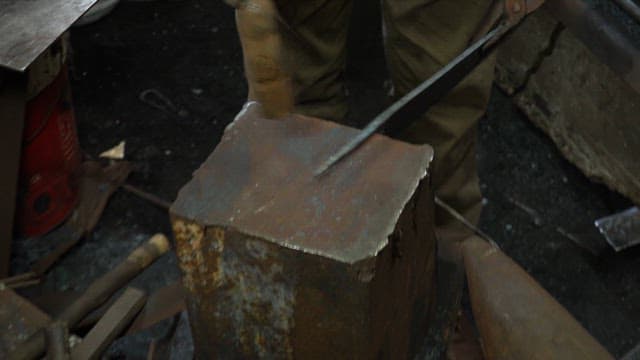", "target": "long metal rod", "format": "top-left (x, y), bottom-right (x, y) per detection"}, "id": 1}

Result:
top-left (435, 196), bottom-right (500, 249)
top-left (612, 0), bottom-right (640, 24)
top-left (313, 26), bottom-right (502, 177)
